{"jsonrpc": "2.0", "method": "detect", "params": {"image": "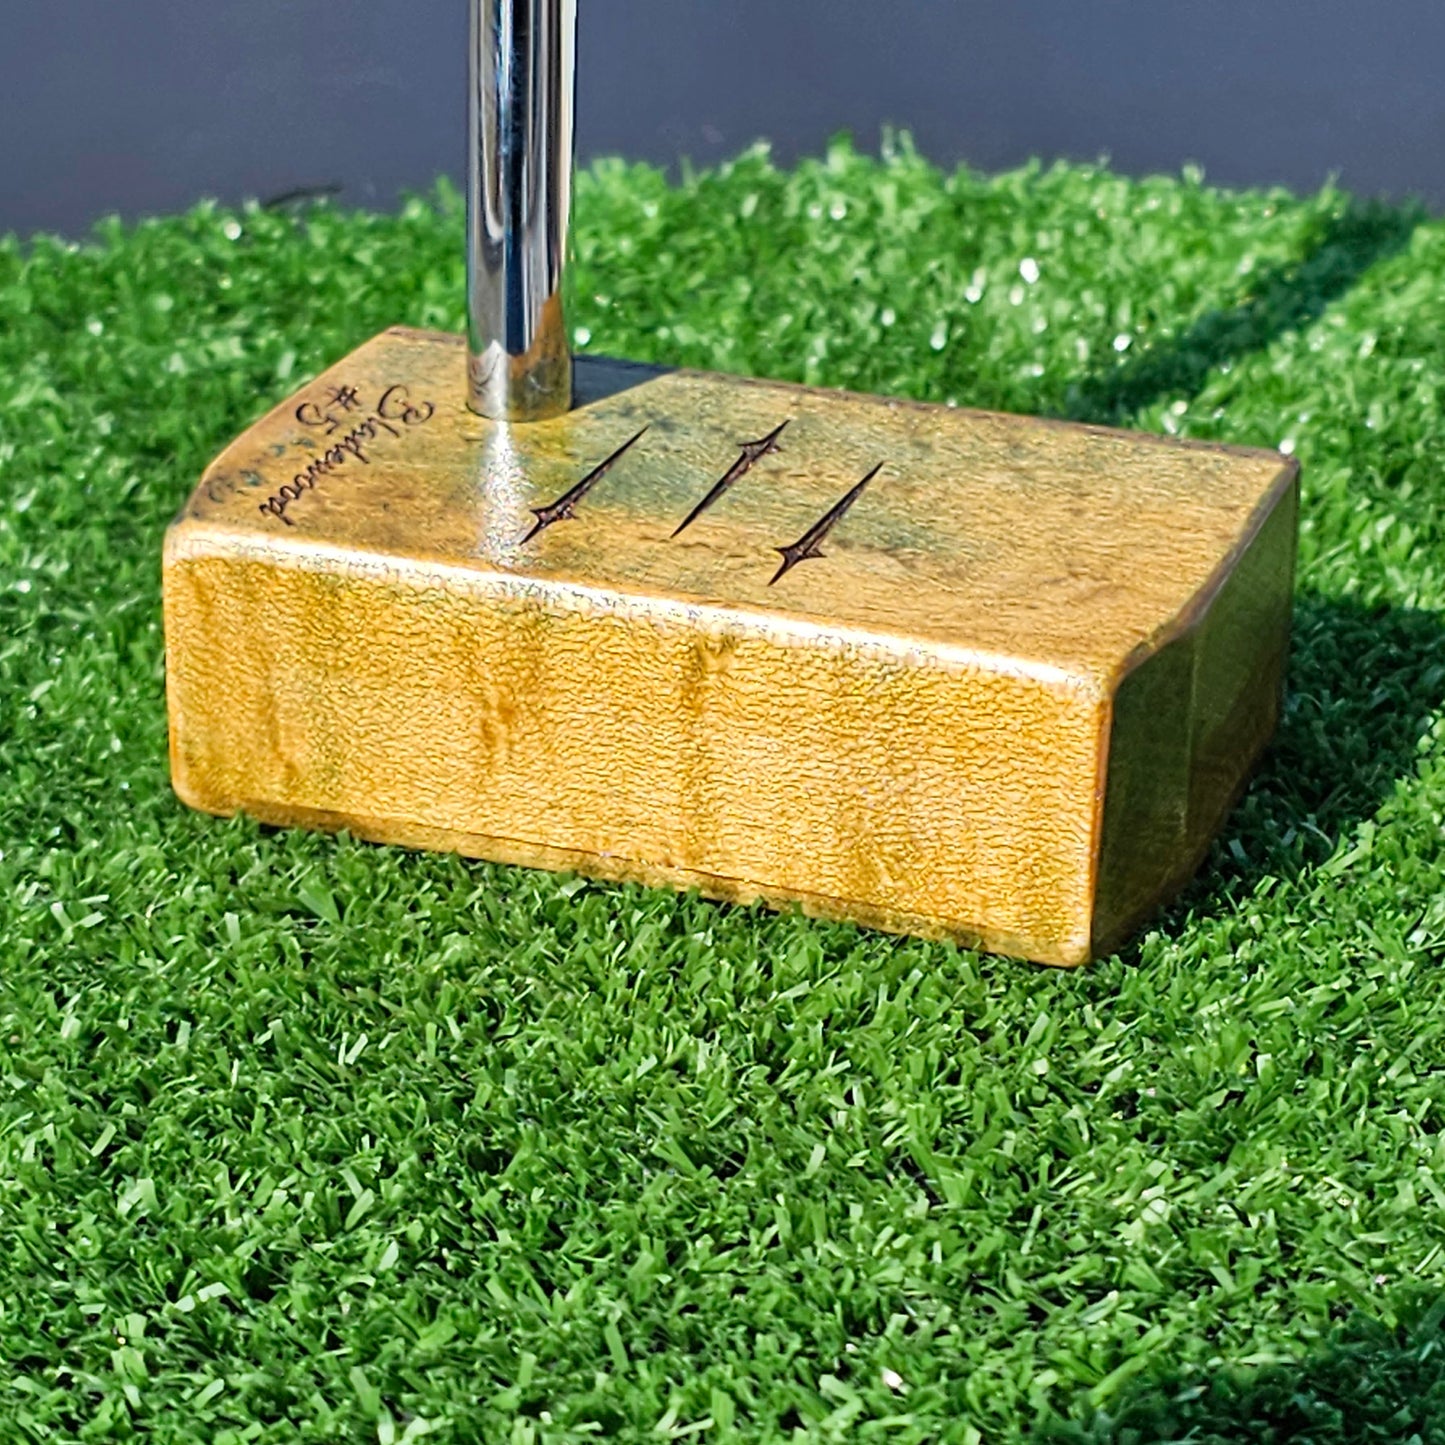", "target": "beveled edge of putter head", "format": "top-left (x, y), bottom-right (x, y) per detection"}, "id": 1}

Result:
top-left (467, 0), bottom-right (578, 422)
